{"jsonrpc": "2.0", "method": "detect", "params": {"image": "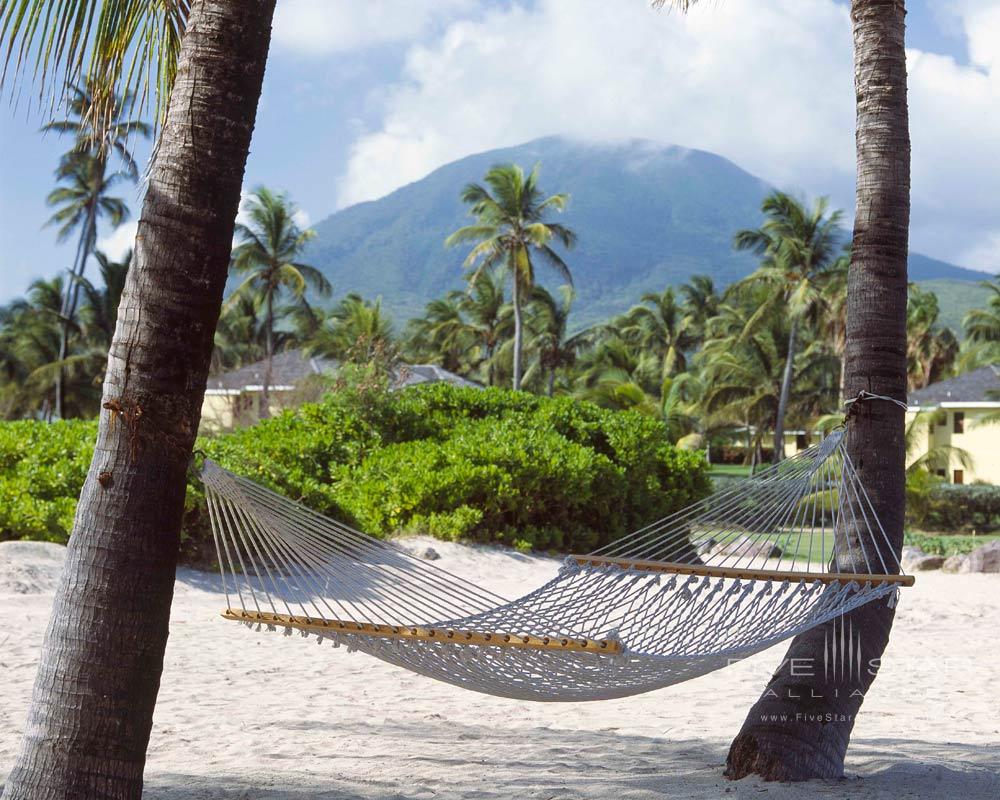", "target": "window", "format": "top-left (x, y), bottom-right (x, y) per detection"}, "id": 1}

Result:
top-left (953, 412), bottom-right (965, 434)
top-left (953, 469), bottom-right (964, 485)
top-left (936, 469), bottom-right (946, 478)
top-left (796, 433), bottom-right (808, 450)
